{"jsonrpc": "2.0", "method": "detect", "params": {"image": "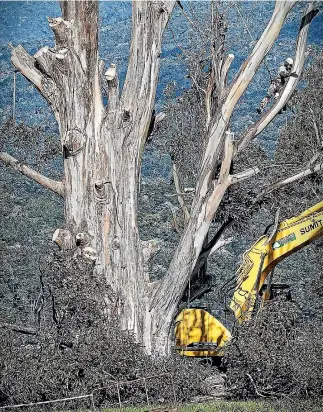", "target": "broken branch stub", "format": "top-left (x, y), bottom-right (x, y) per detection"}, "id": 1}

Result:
top-left (220, 53), bottom-right (234, 90)
top-left (11, 46), bottom-right (43, 91)
top-left (105, 64), bottom-right (119, 112)
top-left (82, 247), bottom-right (98, 262)
top-left (48, 16), bottom-right (73, 47)
top-left (34, 46), bottom-right (56, 78)
top-left (52, 228), bottom-right (75, 250)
